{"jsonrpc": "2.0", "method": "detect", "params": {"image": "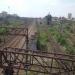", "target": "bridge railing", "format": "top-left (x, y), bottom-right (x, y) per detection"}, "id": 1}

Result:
top-left (0, 47), bottom-right (75, 75)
